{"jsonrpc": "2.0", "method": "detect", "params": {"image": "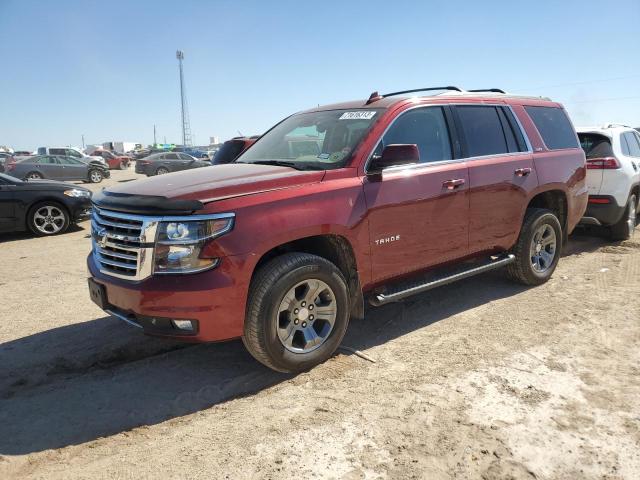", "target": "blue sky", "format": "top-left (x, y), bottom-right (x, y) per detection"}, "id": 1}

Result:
top-left (1, 0), bottom-right (639, 150)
